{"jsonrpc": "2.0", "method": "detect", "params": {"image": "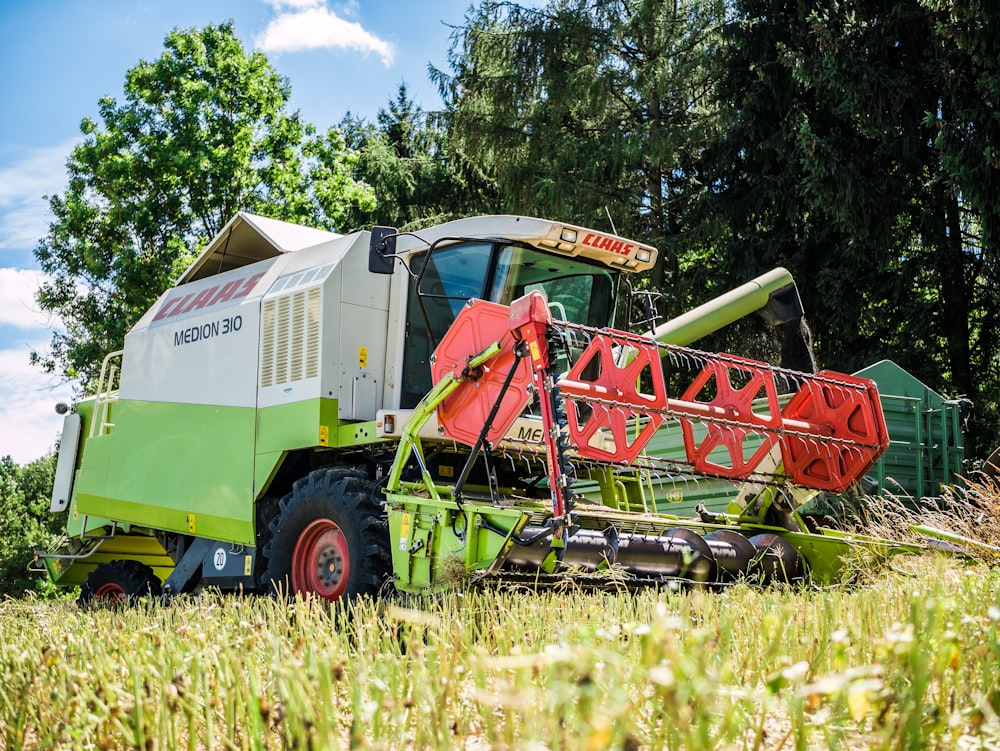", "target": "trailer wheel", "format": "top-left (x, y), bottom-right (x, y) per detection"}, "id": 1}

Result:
top-left (77, 560), bottom-right (162, 607)
top-left (263, 468), bottom-right (391, 603)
